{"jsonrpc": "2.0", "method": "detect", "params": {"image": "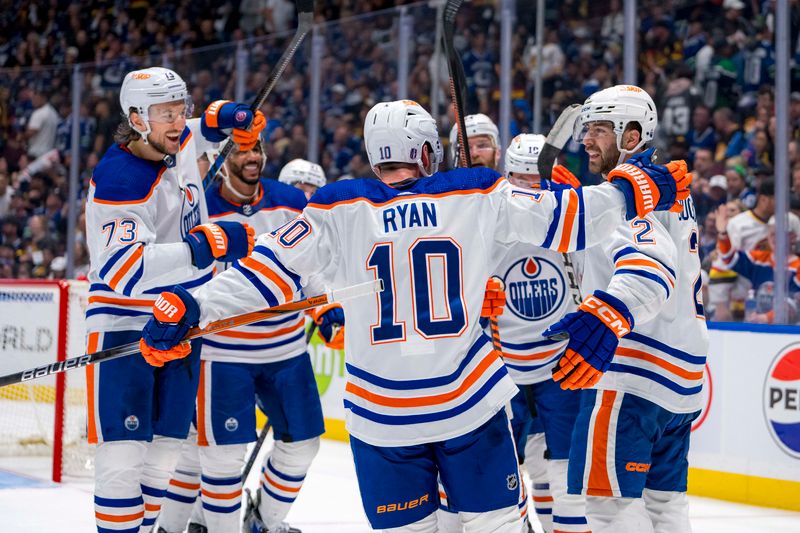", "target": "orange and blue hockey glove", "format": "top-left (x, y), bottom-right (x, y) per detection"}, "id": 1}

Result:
top-left (311, 303), bottom-right (345, 350)
top-left (140, 286), bottom-right (200, 367)
top-left (201, 100), bottom-right (267, 151)
top-left (184, 221), bottom-right (255, 268)
top-left (480, 276), bottom-right (506, 325)
top-left (551, 165), bottom-right (582, 189)
top-left (607, 148), bottom-right (691, 220)
top-left (544, 290), bottom-right (633, 390)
